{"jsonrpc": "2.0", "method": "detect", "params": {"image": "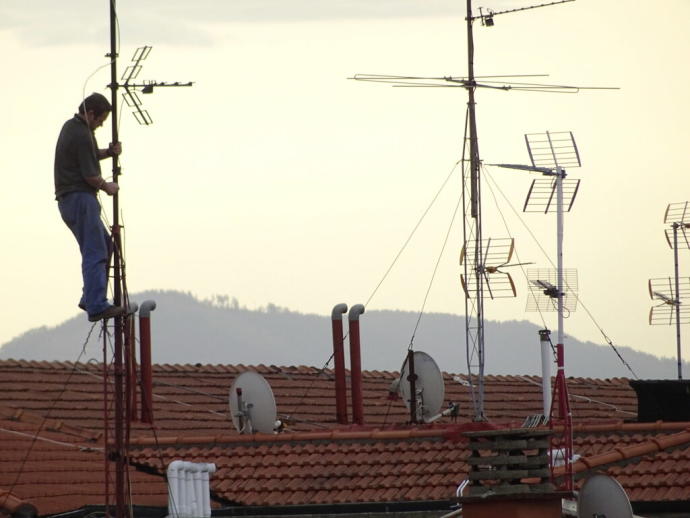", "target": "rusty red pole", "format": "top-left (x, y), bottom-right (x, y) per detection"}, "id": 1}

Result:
top-left (348, 304), bottom-right (365, 425)
top-left (125, 304), bottom-right (139, 422)
top-left (331, 304), bottom-right (348, 425)
top-left (407, 350), bottom-right (418, 424)
top-left (549, 342), bottom-right (573, 491)
top-left (139, 300), bottom-right (156, 424)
